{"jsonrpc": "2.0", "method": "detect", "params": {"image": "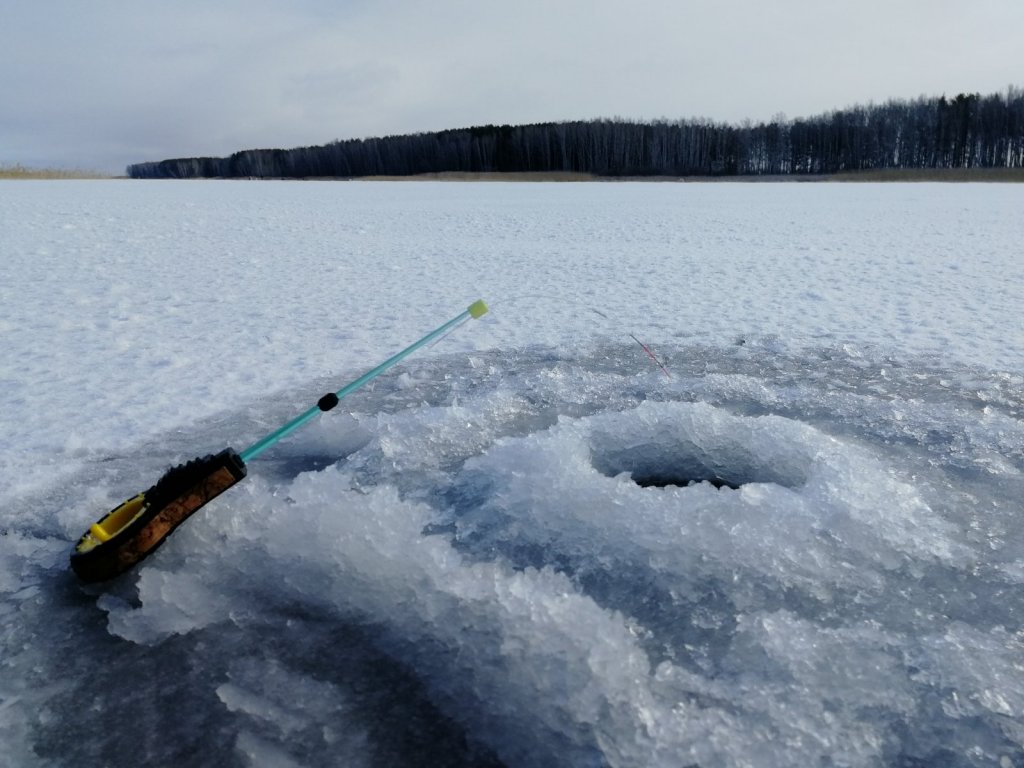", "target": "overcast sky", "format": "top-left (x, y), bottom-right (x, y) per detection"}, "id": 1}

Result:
top-left (3, 0), bottom-right (1023, 174)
